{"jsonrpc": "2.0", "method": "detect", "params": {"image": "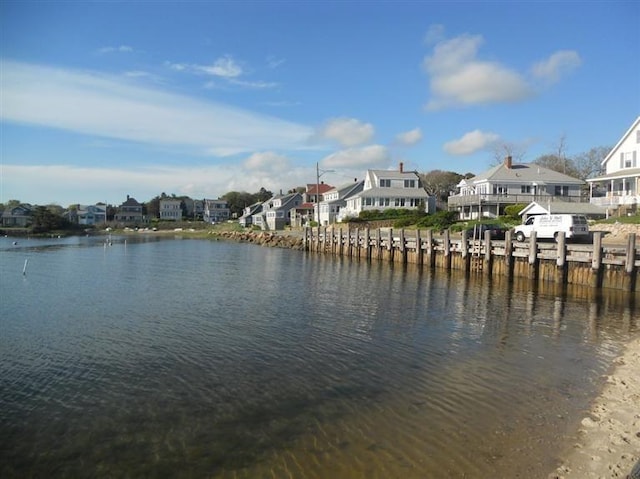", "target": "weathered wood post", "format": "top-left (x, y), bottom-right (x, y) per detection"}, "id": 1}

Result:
top-left (590, 231), bottom-right (603, 288)
top-left (354, 228), bottom-right (360, 258)
top-left (443, 229), bottom-right (451, 270)
top-left (376, 228), bottom-right (382, 260)
top-left (425, 229), bottom-right (434, 268)
top-left (504, 229), bottom-right (514, 281)
top-left (387, 227), bottom-right (394, 262)
top-left (461, 230), bottom-right (470, 273)
top-left (484, 229), bottom-right (493, 277)
top-left (416, 229), bottom-right (424, 266)
top-left (528, 231), bottom-right (538, 281)
top-left (364, 227), bottom-right (371, 260)
top-left (625, 233), bottom-right (637, 292)
top-left (556, 231), bottom-right (567, 285)
top-left (399, 229), bottom-right (407, 264)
